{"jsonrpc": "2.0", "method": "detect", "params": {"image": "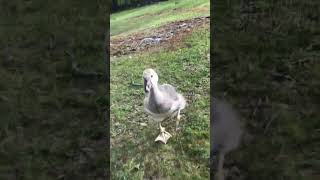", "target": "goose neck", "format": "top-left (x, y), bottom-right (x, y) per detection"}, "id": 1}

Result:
top-left (150, 83), bottom-right (162, 97)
